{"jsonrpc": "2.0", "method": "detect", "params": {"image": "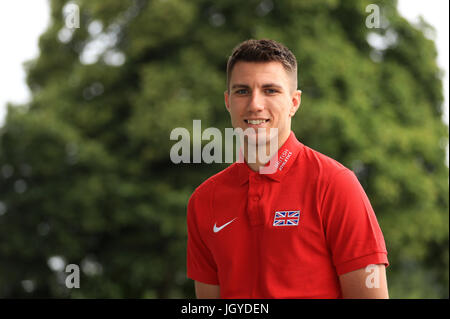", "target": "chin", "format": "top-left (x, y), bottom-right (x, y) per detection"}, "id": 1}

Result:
top-left (244, 127), bottom-right (279, 147)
